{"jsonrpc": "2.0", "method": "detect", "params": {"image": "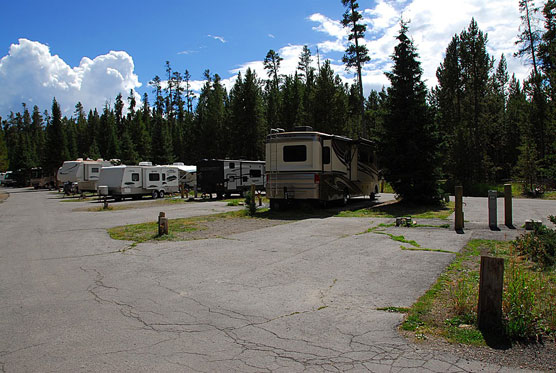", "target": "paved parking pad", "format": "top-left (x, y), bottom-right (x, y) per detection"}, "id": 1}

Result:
top-left (1, 189), bottom-right (551, 372)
